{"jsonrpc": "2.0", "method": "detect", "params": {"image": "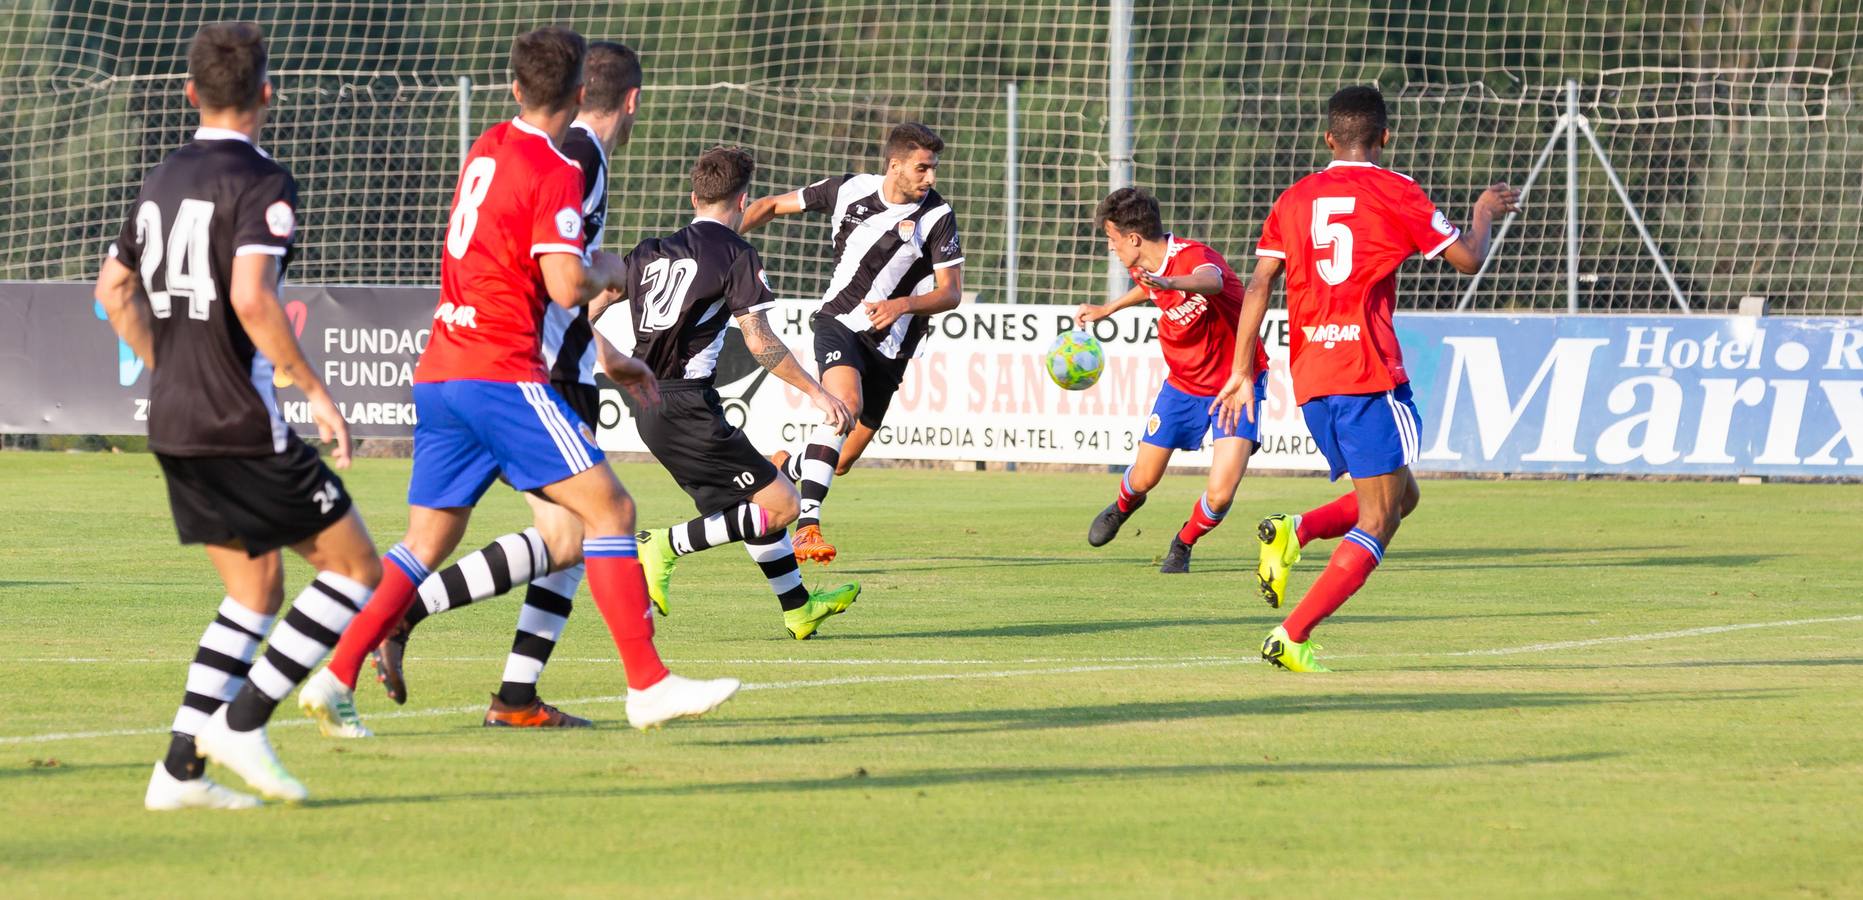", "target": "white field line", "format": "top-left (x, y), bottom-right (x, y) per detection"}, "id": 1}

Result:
top-left (1, 655), bottom-right (1237, 666)
top-left (4, 614), bottom-right (1860, 748)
